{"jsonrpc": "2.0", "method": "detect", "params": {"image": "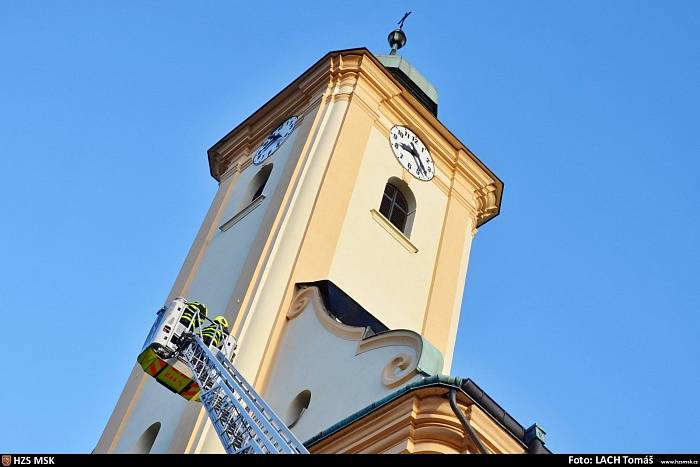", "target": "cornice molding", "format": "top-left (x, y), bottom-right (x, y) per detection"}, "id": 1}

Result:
top-left (309, 389), bottom-right (526, 454)
top-left (206, 48), bottom-right (502, 225)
